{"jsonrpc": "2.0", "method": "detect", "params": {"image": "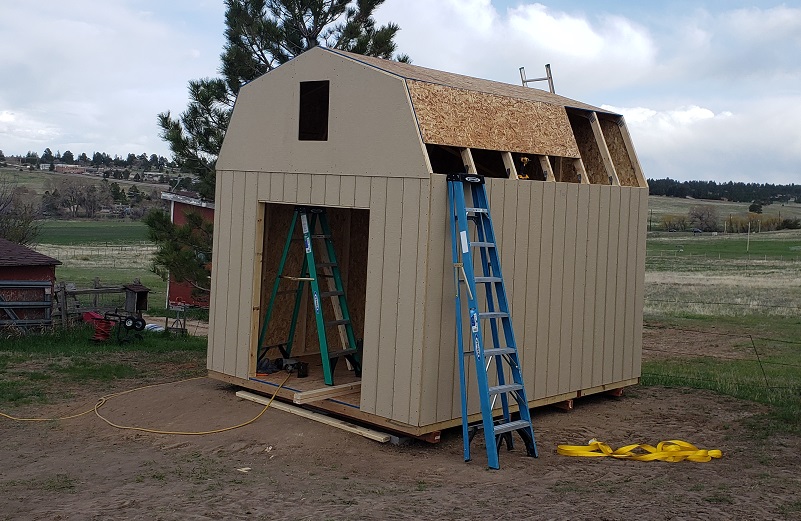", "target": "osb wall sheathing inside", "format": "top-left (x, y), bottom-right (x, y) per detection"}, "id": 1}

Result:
top-left (599, 117), bottom-right (639, 187)
top-left (549, 156), bottom-right (580, 183)
top-left (407, 80), bottom-right (580, 159)
top-left (260, 204), bottom-right (368, 359)
top-left (568, 112), bottom-right (608, 185)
